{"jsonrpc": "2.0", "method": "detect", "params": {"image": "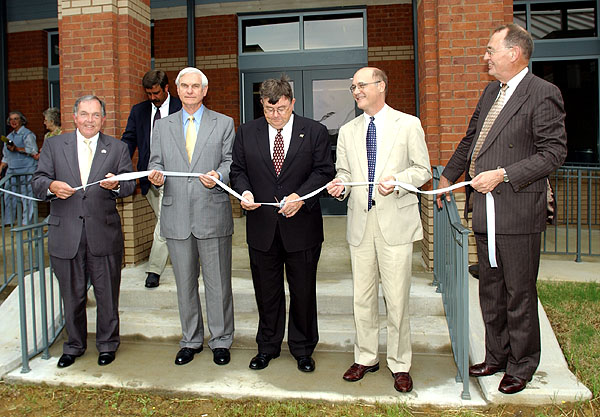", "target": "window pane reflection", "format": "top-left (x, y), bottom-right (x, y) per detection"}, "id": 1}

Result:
top-left (530, 1), bottom-right (596, 39)
top-left (242, 17), bottom-right (300, 52)
top-left (304, 14), bottom-right (364, 49)
top-left (312, 79), bottom-right (356, 153)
